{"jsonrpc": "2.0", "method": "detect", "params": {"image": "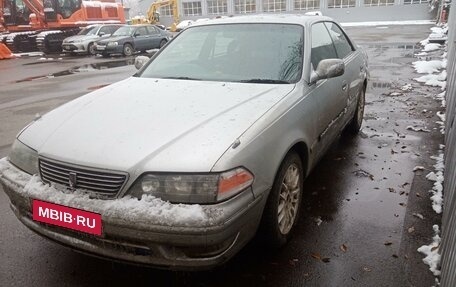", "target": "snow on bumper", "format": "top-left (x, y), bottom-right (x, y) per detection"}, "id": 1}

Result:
top-left (0, 158), bottom-right (264, 269)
